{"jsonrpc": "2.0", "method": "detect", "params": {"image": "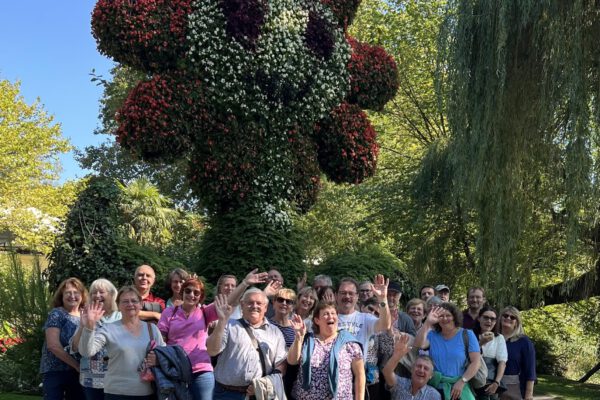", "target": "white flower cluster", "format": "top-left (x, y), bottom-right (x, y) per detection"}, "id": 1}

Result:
top-left (186, 0), bottom-right (350, 128)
